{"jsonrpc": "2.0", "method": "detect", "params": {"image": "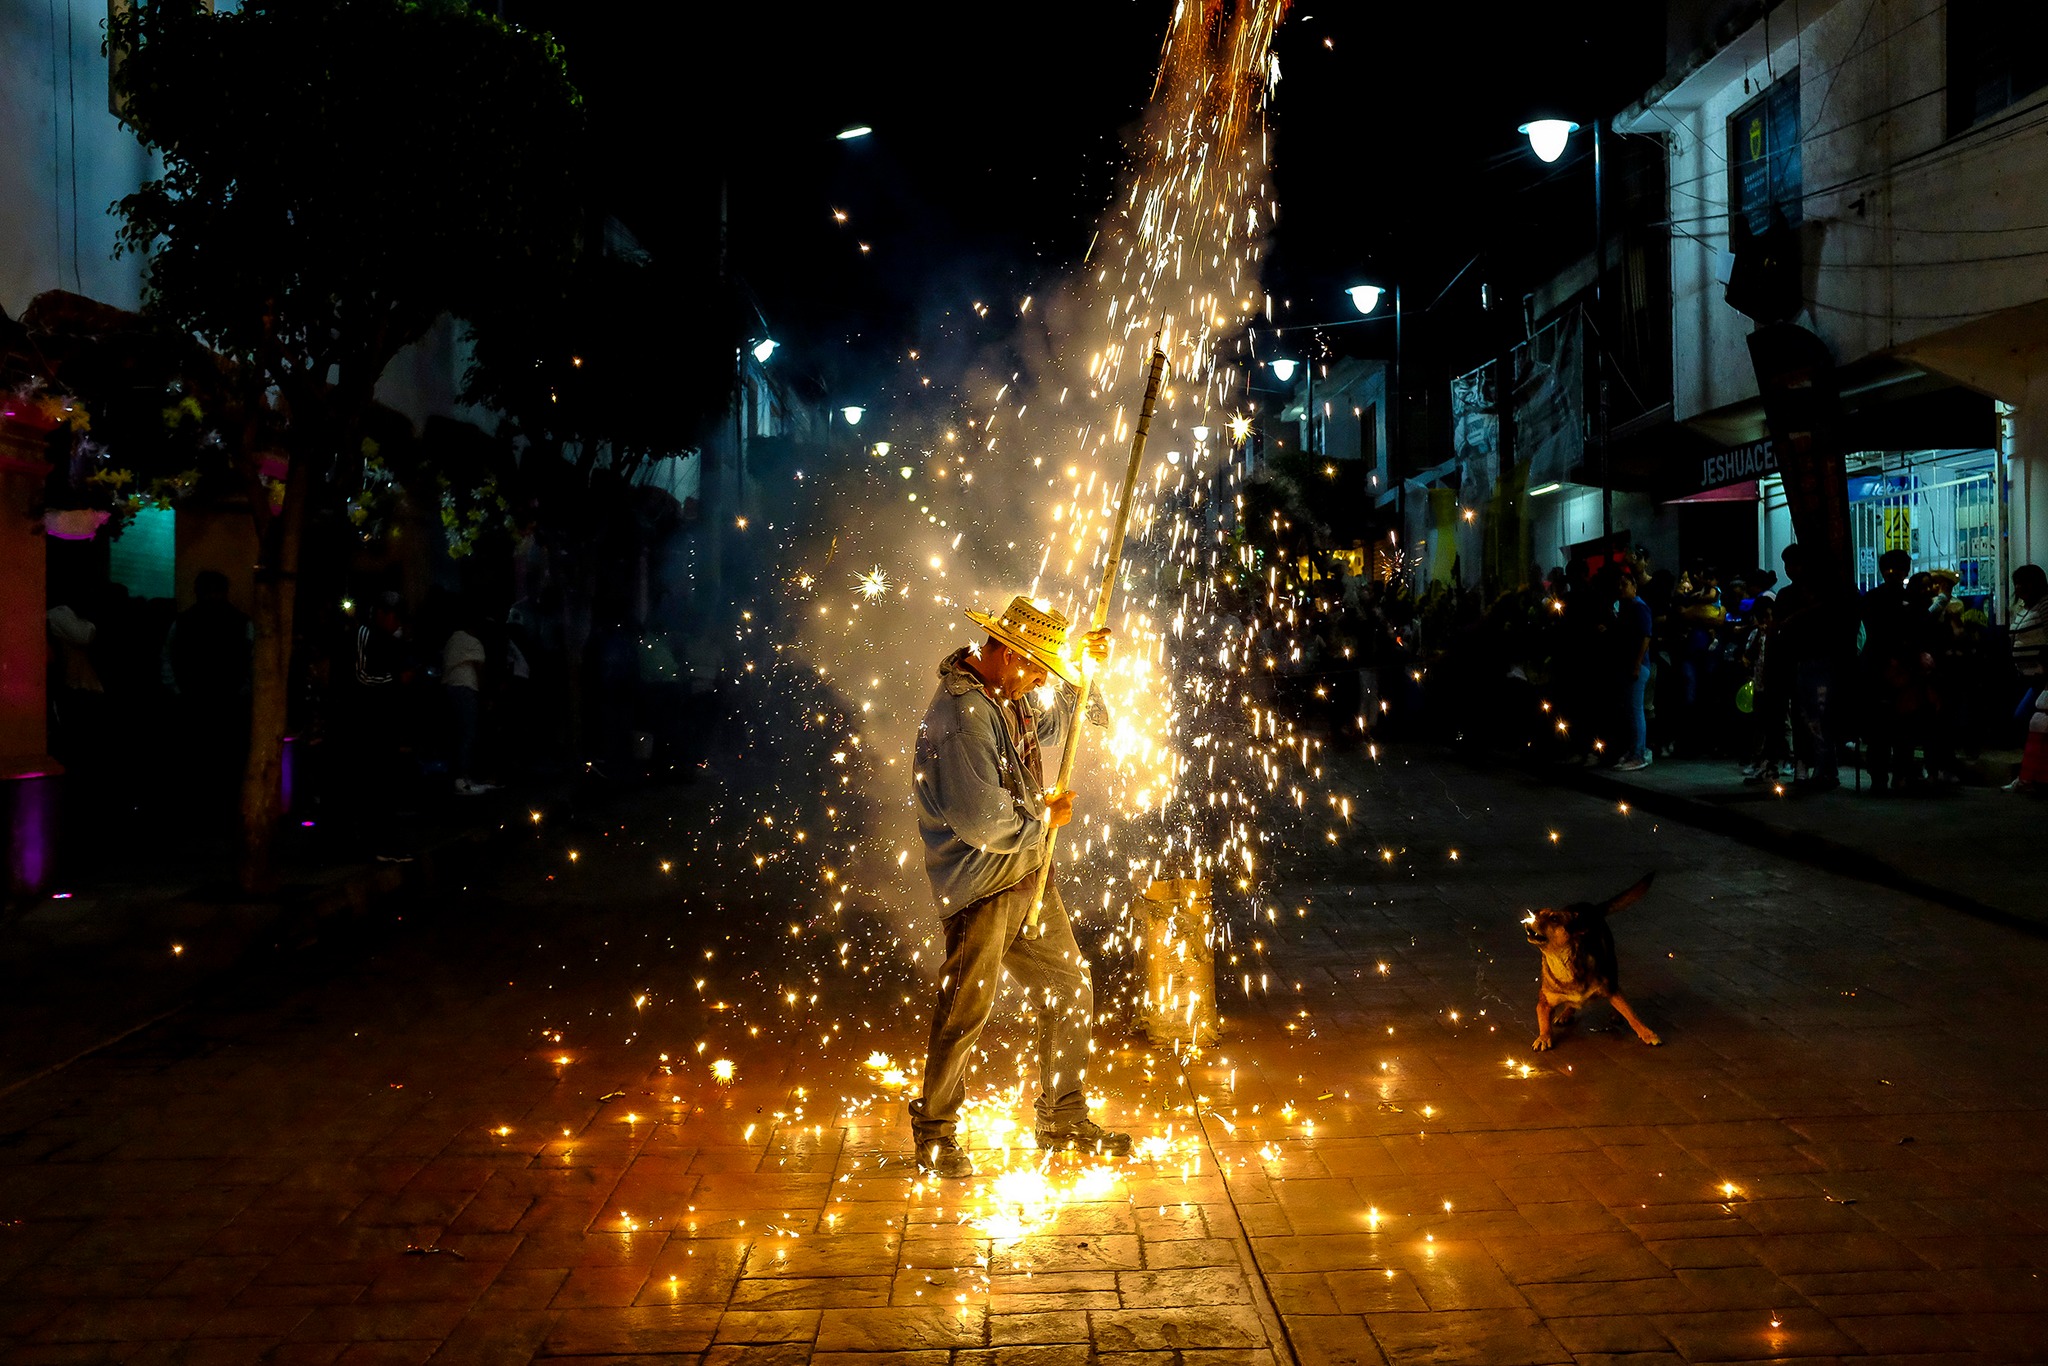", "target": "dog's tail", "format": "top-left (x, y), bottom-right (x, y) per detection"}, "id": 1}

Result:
top-left (1603, 871), bottom-right (1656, 916)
